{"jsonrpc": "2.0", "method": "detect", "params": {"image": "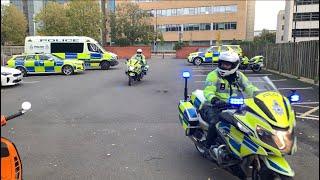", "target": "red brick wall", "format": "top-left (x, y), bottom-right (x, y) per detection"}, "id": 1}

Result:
top-left (105, 46), bottom-right (151, 59)
top-left (176, 46), bottom-right (208, 59)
